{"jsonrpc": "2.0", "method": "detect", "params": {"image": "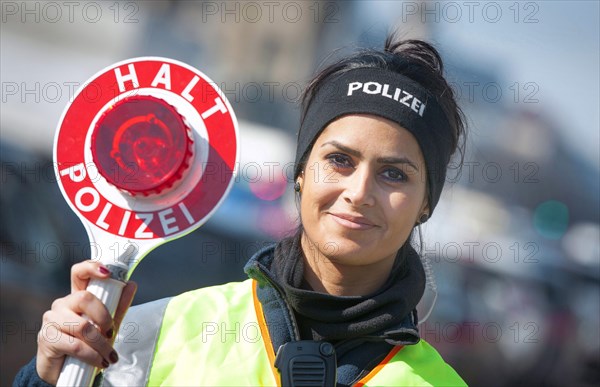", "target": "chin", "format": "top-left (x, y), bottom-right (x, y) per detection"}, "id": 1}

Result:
top-left (315, 234), bottom-right (390, 266)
